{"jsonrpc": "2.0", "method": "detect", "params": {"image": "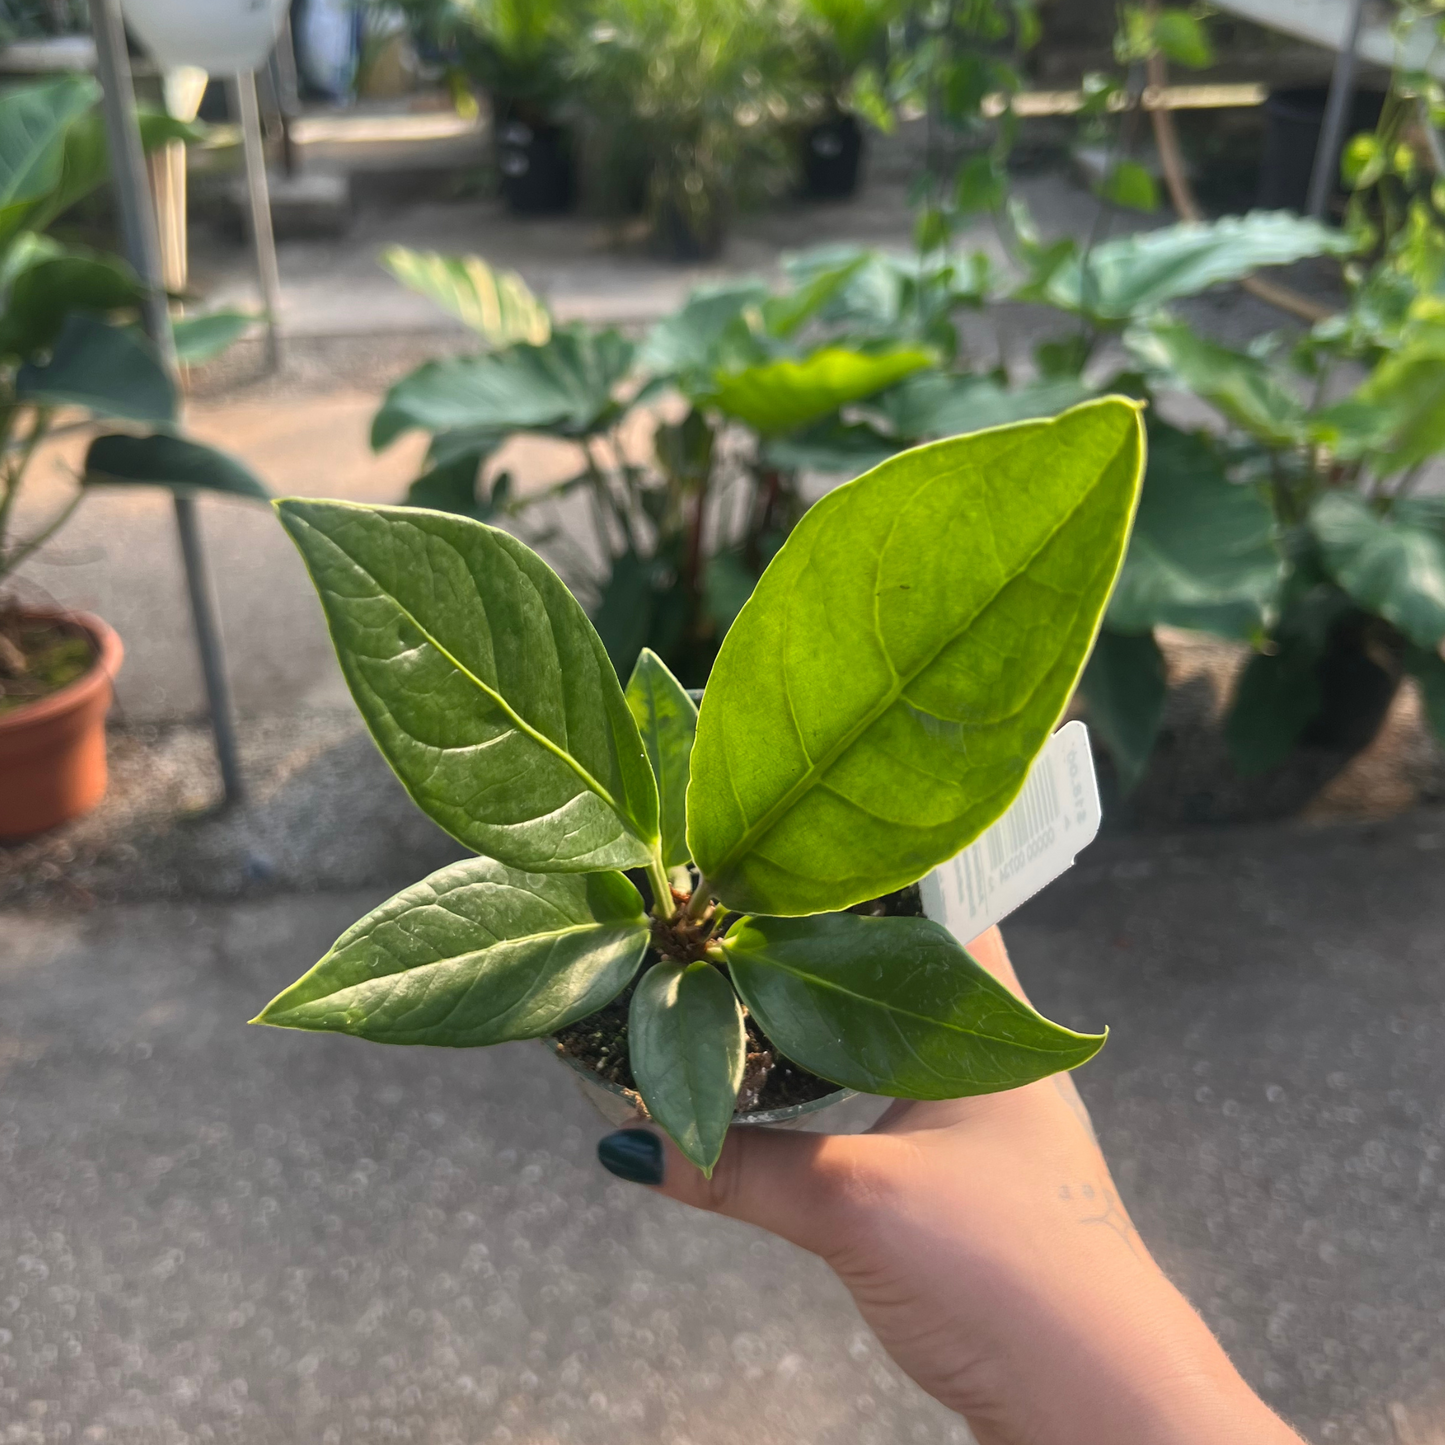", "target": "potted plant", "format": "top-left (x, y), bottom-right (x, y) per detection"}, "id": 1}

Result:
top-left (795, 0), bottom-right (896, 199)
top-left (373, 245), bottom-right (950, 683)
top-left (387, 0), bottom-right (585, 214)
top-left (254, 396), bottom-right (1141, 1173)
top-left (569, 0), bottom-right (811, 259)
top-left (0, 75), bottom-right (268, 838)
